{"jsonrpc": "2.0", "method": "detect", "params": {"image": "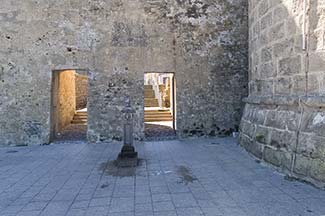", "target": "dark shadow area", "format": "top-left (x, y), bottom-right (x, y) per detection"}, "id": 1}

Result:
top-left (145, 123), bottom-right (176, 139)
